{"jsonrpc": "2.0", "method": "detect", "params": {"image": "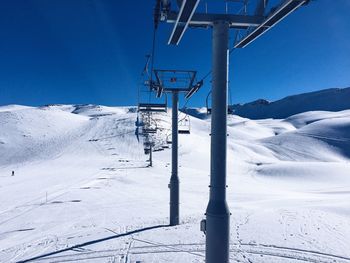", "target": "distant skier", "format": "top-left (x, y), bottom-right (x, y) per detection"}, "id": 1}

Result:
top-left (11, 171), bottom-right (14, 176)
